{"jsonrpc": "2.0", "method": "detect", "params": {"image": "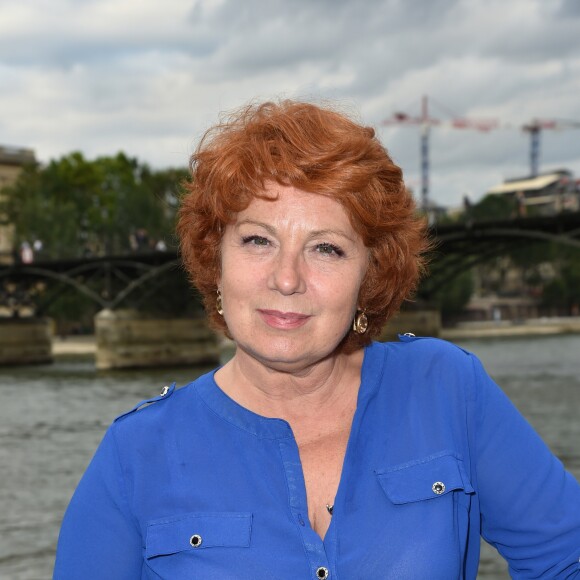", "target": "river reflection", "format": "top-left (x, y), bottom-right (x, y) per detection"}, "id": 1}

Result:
top-left (1, 335), bottom-right (579, 579)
